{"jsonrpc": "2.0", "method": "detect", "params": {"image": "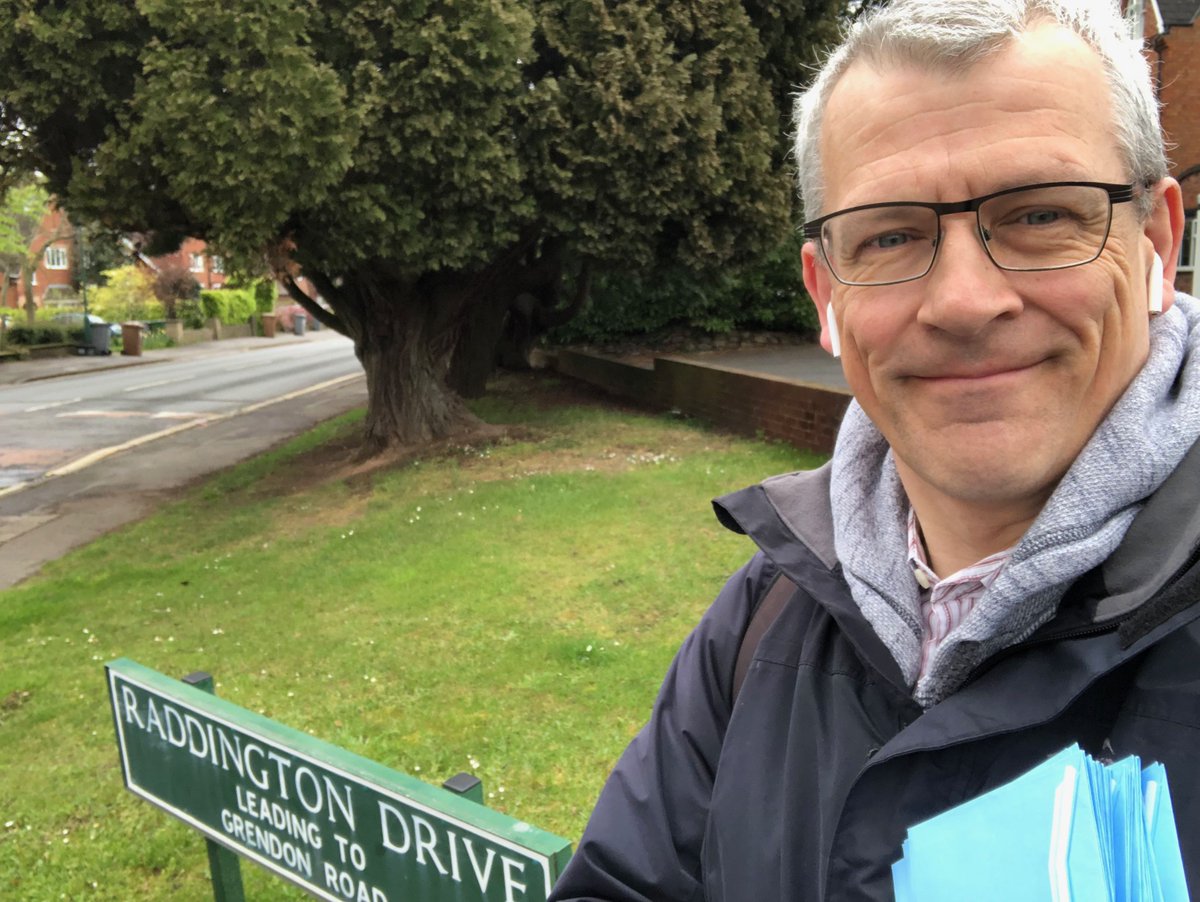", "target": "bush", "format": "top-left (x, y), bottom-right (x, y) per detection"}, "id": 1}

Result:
top-left (152, 260), bottom-right (201, 318)
top-left (549, 233), bottom-right (819, 345)
top-left (253, 279), bottom-right (276, 313)
top-left (6, 324), bottom-right (68, 345)
top-left (177, 298), bottom-right (206, 329)
top-left (199, 288), bottom-right (256, 325)
top-left (91, 266), bottom-right (164, 323)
